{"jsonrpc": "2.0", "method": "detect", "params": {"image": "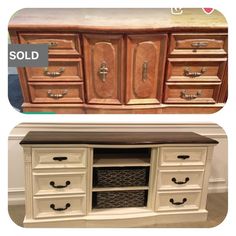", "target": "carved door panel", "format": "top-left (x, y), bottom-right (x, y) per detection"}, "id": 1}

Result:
top-left (83, 34), bottom-right (124, 104)
top-left (126, 34), bottom-right (168, 104)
